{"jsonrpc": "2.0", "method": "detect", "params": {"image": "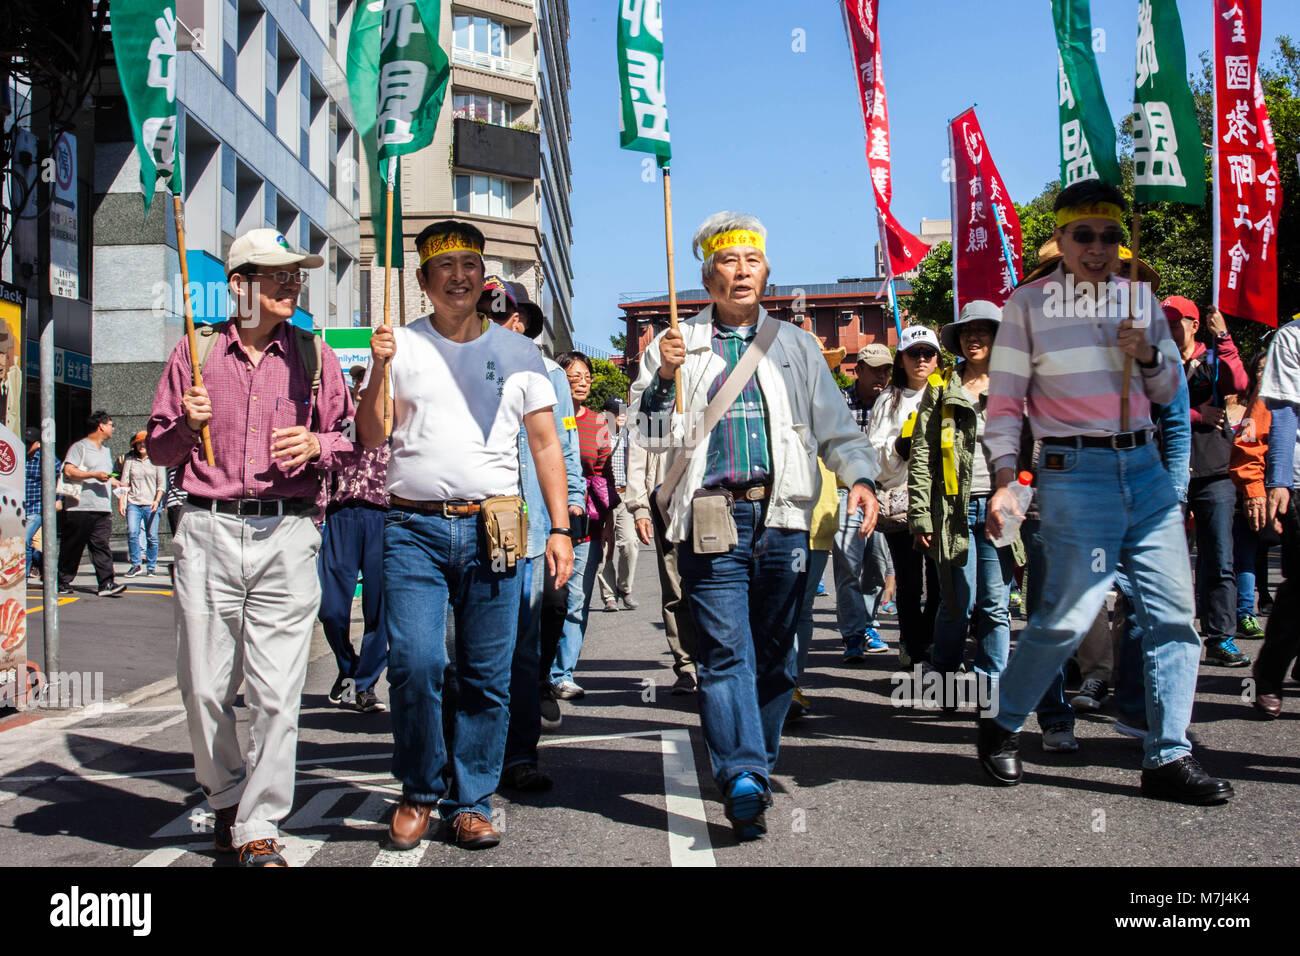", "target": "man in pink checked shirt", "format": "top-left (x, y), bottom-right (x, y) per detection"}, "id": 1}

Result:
top-left (147, 228), bottom-right (354, 868)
